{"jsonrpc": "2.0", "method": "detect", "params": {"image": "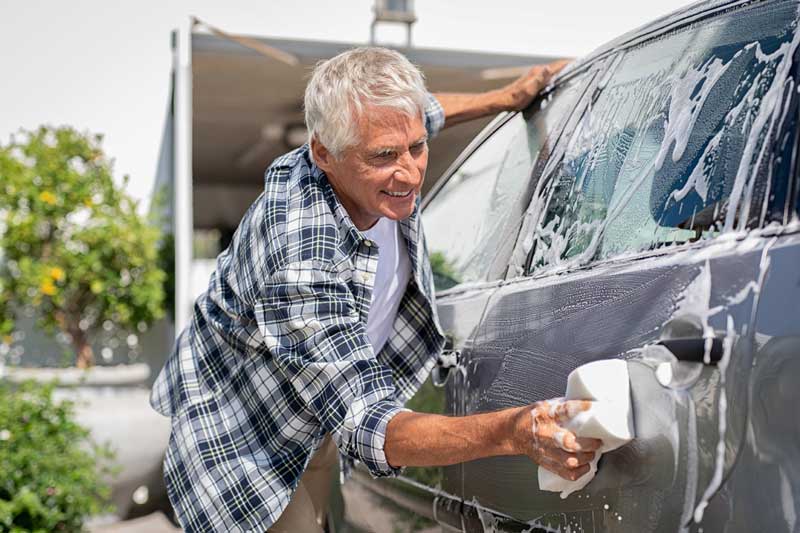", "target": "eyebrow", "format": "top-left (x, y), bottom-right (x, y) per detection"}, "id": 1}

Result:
top-left (411, 134), bottom-right (429, 146)
top-left (368, 135), bottom-right (429, 157)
